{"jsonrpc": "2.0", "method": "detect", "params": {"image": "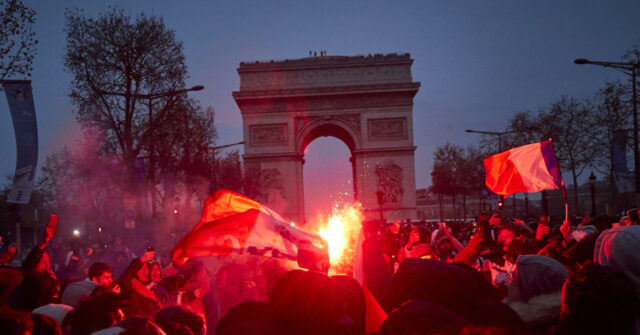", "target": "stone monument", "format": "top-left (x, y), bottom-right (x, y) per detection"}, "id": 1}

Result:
top-left (233, 53), bottom-right (420, 223)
